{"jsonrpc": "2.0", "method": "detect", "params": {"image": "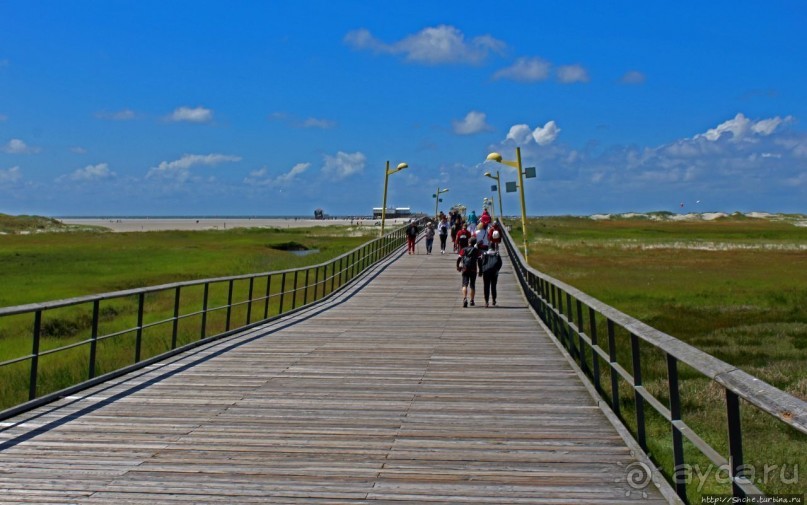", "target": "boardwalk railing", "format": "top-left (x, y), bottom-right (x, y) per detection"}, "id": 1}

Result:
top-left (0, 220), bottom-right (423, 420)
top-left (500, 222), bottom-right (806, 502)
